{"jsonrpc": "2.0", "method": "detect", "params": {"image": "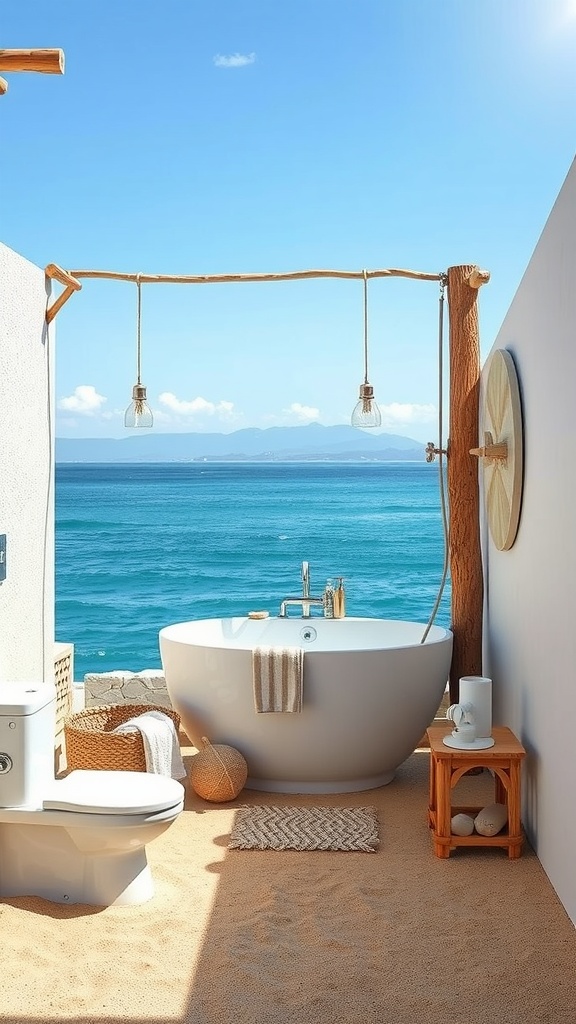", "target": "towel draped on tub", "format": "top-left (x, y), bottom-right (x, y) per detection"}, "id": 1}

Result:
top-left (252, 646), bottom-right (304, 713)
